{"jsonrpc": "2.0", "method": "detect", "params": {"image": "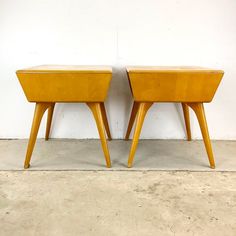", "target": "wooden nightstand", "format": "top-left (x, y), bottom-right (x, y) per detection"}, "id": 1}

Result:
top-left (125, 66), bottom-right (224, 168)
top-left (17, 65), bottom-right (112, 168)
